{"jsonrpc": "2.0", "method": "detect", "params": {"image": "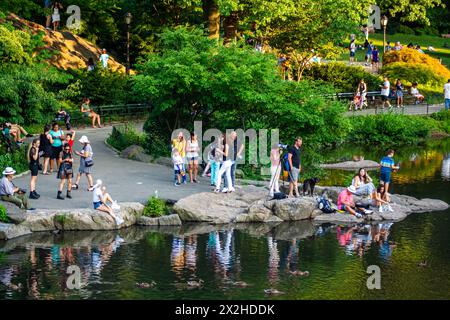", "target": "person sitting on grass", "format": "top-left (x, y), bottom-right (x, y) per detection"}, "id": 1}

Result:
top-left (371, 184), bottom-right (393, 213)
top-left (0, 167), bottom-right (34, 210)
top-left (172, 148), bottom-right (185, 187)
top-left (337, 185), bottom-right (371, 218)
top-left (410, 82), bottom-right (425, 104)
top-left (92, 179), bottom-right (123, 226)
